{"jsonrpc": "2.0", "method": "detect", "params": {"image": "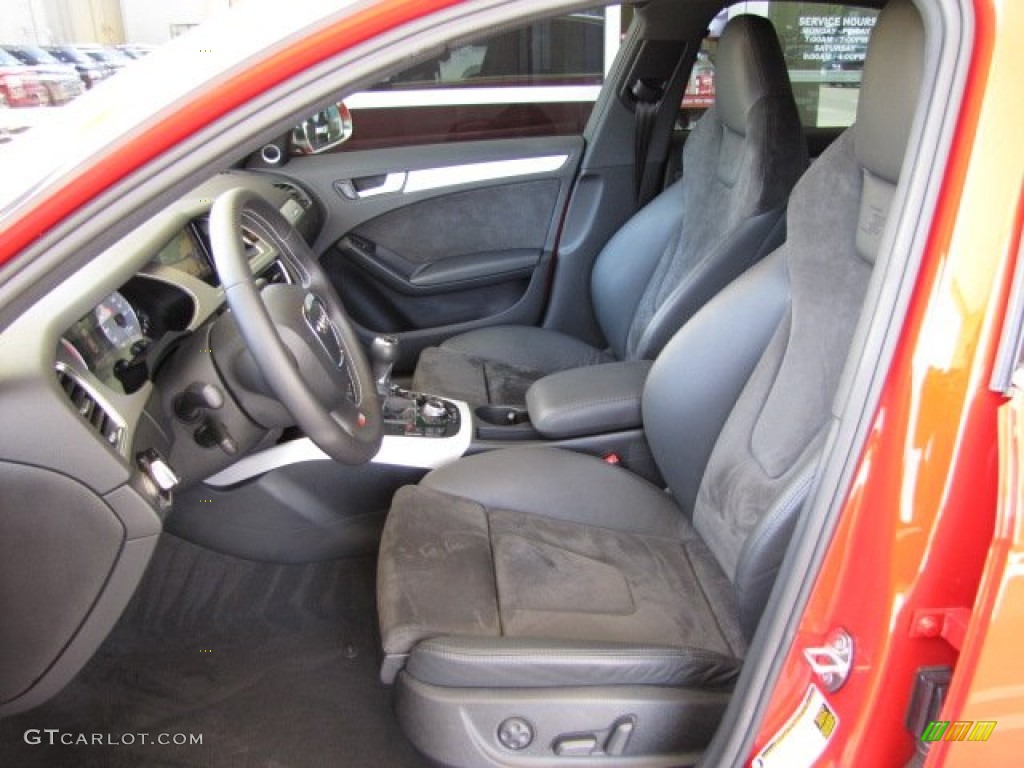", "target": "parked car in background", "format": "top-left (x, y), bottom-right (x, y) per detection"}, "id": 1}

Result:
top-left (1, 45), bottom-right (84, 106)
top-left (116, 44), bottom-right (155, 60)
top-left (44, 44), bottom-right (114, 89)
top-left (75, 44), bottom-right (133, 76)
top-left (0, 47), bottom-right (48, 107)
